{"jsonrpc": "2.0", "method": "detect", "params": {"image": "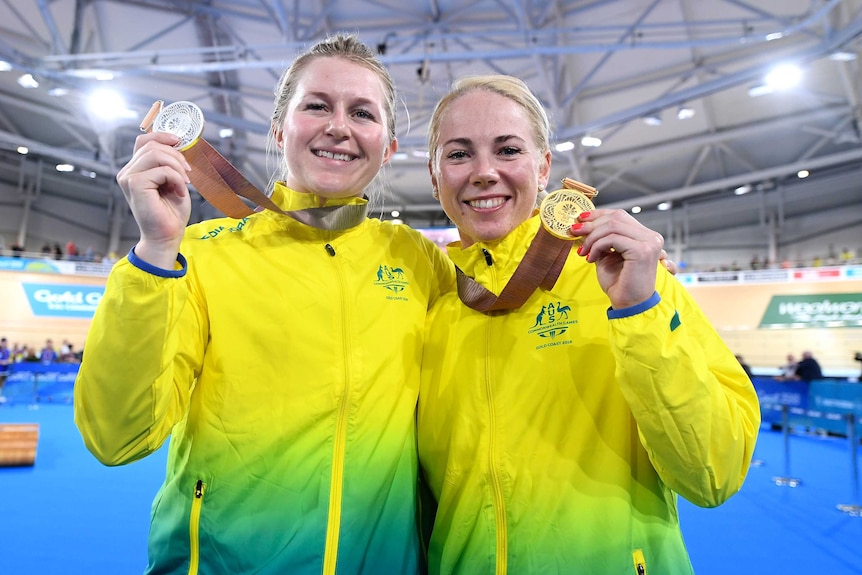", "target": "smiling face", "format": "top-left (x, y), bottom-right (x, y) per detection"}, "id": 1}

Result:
top-left (274, 57), bottom-right (396, 199)
top-left (430, 89), bottom-right (551, 248)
